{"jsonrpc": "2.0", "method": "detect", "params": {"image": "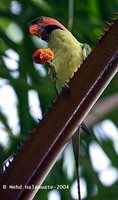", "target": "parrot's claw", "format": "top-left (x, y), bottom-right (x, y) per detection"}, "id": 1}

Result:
top-left (46, 61), bottom-right (55, 68)
top-left (62, 83), bottom-right (70, 92)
